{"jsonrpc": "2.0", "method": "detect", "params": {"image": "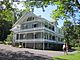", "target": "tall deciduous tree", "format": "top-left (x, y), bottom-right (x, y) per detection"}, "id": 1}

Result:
top-left (0, 1), bottom-right (30, 41)
top-left (0, 2), bottom-right (13, 41)
top-left (75, 24), bottom-right (80, 48)
top-left (63, 20), bottom-right (73, 45)
top-left (63, 20), bottom-right (80, 48)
